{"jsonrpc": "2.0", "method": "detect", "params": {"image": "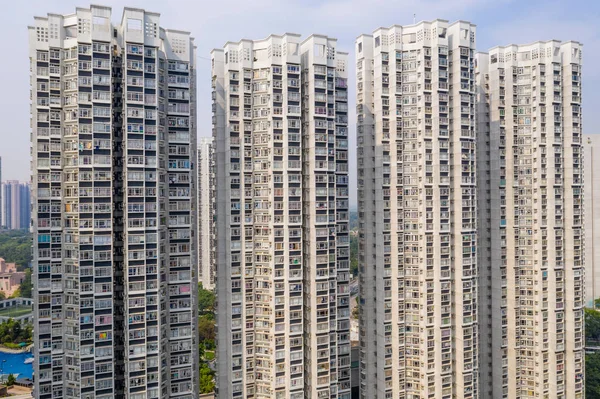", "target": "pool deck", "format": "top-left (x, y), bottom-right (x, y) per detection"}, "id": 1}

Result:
top-left (0, 344), bottom-right (32, 354)
top-left (5, 392), bottom-right (33, 399)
